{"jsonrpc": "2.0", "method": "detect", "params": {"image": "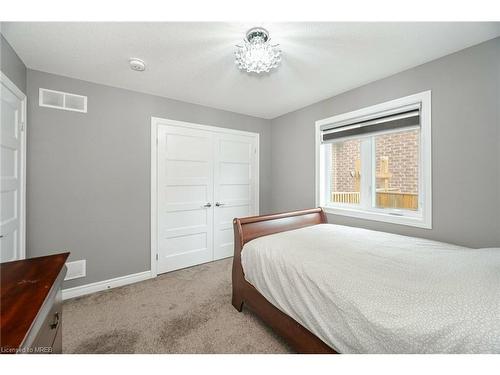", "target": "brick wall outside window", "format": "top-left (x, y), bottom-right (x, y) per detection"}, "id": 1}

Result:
top-left (331, 139), bottom-right (360, 192)
top-left (330, 129), bottom-right (419, 194)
